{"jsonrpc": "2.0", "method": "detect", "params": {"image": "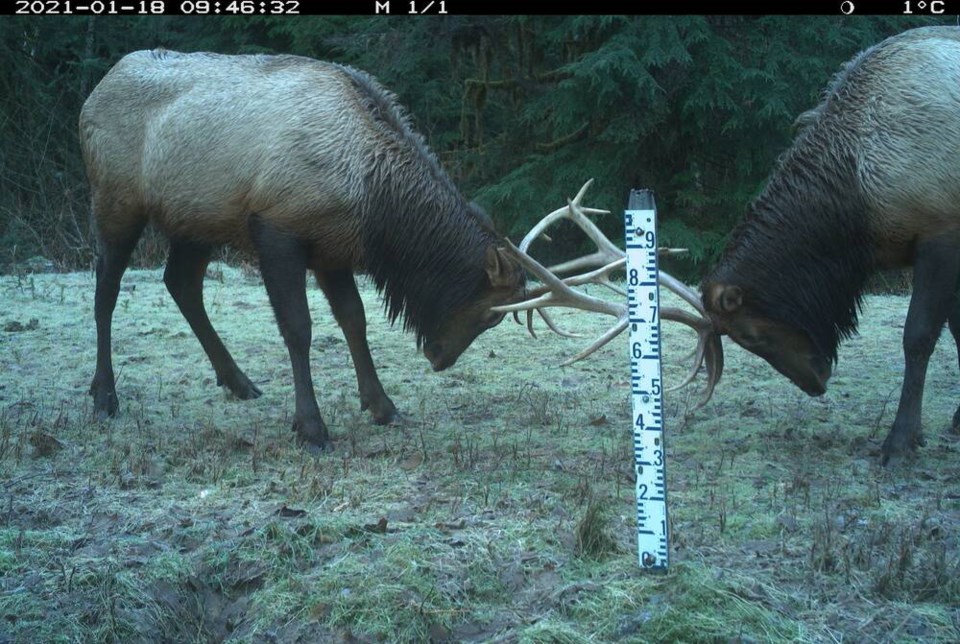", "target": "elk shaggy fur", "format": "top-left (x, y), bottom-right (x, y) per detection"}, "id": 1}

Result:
top-left (702, 26), bottom-right (960, 463)
top-left (81, 49), bottom-right (525, 451)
